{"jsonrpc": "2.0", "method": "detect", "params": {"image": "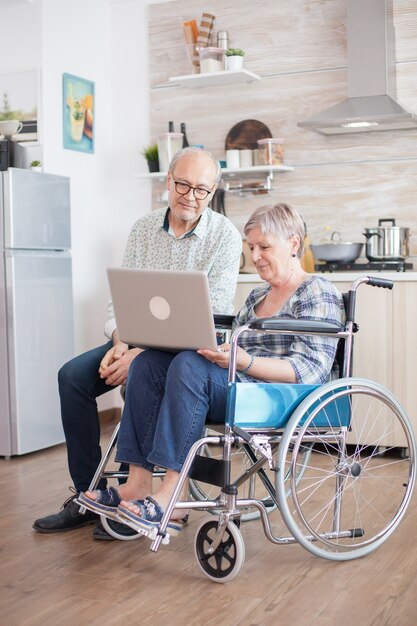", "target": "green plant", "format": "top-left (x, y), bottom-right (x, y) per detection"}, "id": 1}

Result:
top-left (142, 143), bottom-right (158, 162)
top-left (30, 160), bottom-right (41, 167)
top-left (225, 48), bottom-right (245, 57)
